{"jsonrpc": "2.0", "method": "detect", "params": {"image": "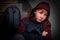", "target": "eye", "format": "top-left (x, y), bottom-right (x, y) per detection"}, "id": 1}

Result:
top-left (44, 14), bottom-right (48, 16)
top-left (39, 11), bottom-right (43, 14)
